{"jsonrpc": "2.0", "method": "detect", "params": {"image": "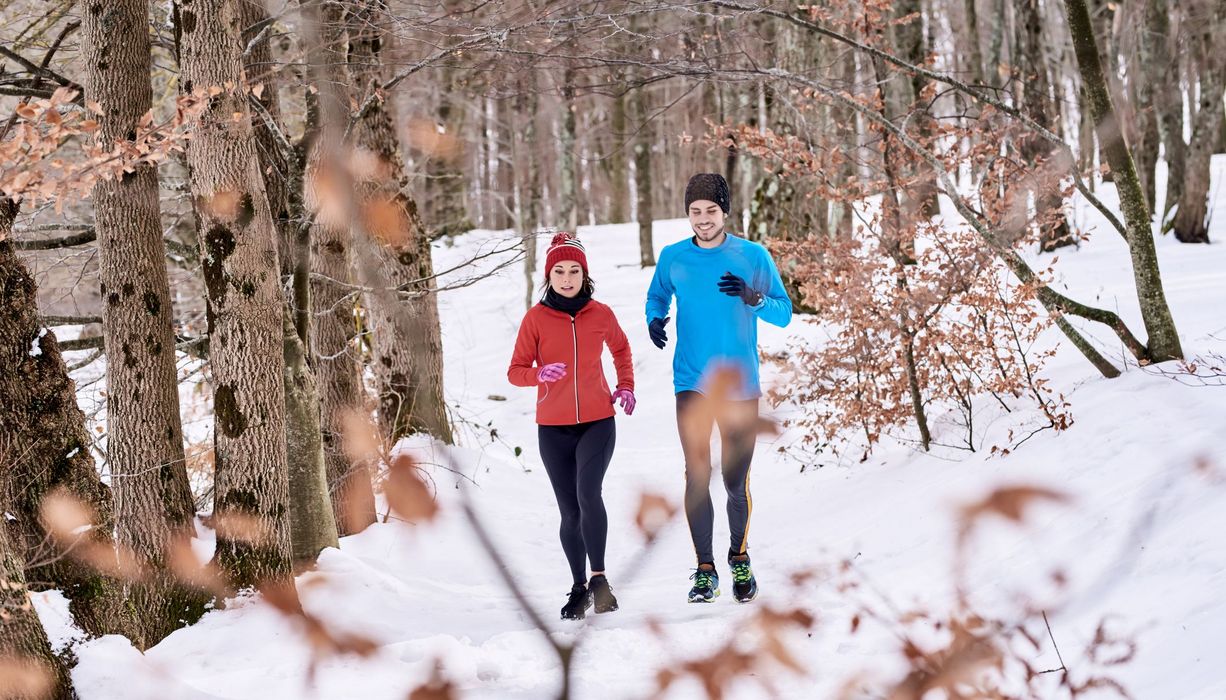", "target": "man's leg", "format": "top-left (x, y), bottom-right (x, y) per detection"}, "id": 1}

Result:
top-left (676, 391), bottom-right (717, 565)
top-left (717, 399), bottom-right (759, 558)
